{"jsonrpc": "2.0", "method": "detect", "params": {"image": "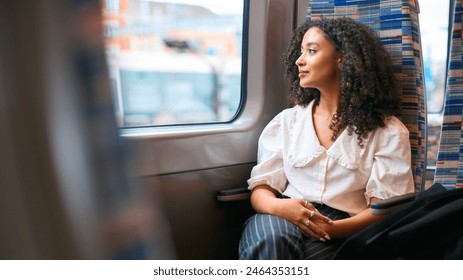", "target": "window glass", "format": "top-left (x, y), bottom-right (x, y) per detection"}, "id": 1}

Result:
top-left (102, 0), bottom-right (245, 127)
top-left (419, 0), bottom-right (450, 167)
top-left (420, 0), bottom-right (449, 114)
